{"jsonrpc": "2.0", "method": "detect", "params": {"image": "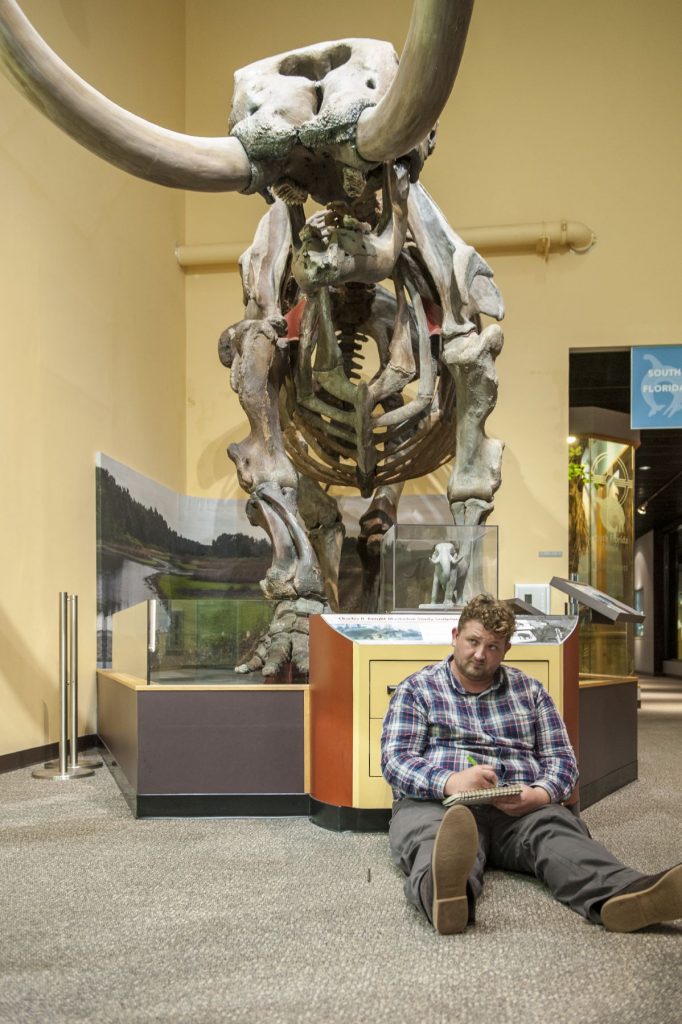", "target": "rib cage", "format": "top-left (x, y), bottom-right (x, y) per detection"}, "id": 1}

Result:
top-left (280, 265), bottom-right (457, 497)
